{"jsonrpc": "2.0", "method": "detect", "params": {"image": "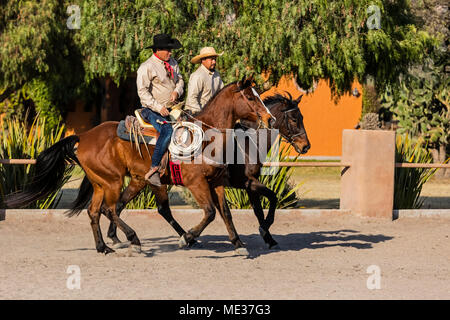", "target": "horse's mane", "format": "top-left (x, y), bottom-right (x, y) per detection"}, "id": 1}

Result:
top-left (190, 79), bottom-right (253, 118)
top-left (263, 94), bottom-right (297, 111)
top-left (236, 93), bottom-right (300, 130)
top-left (190, 82), bottom-right (234, 118)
